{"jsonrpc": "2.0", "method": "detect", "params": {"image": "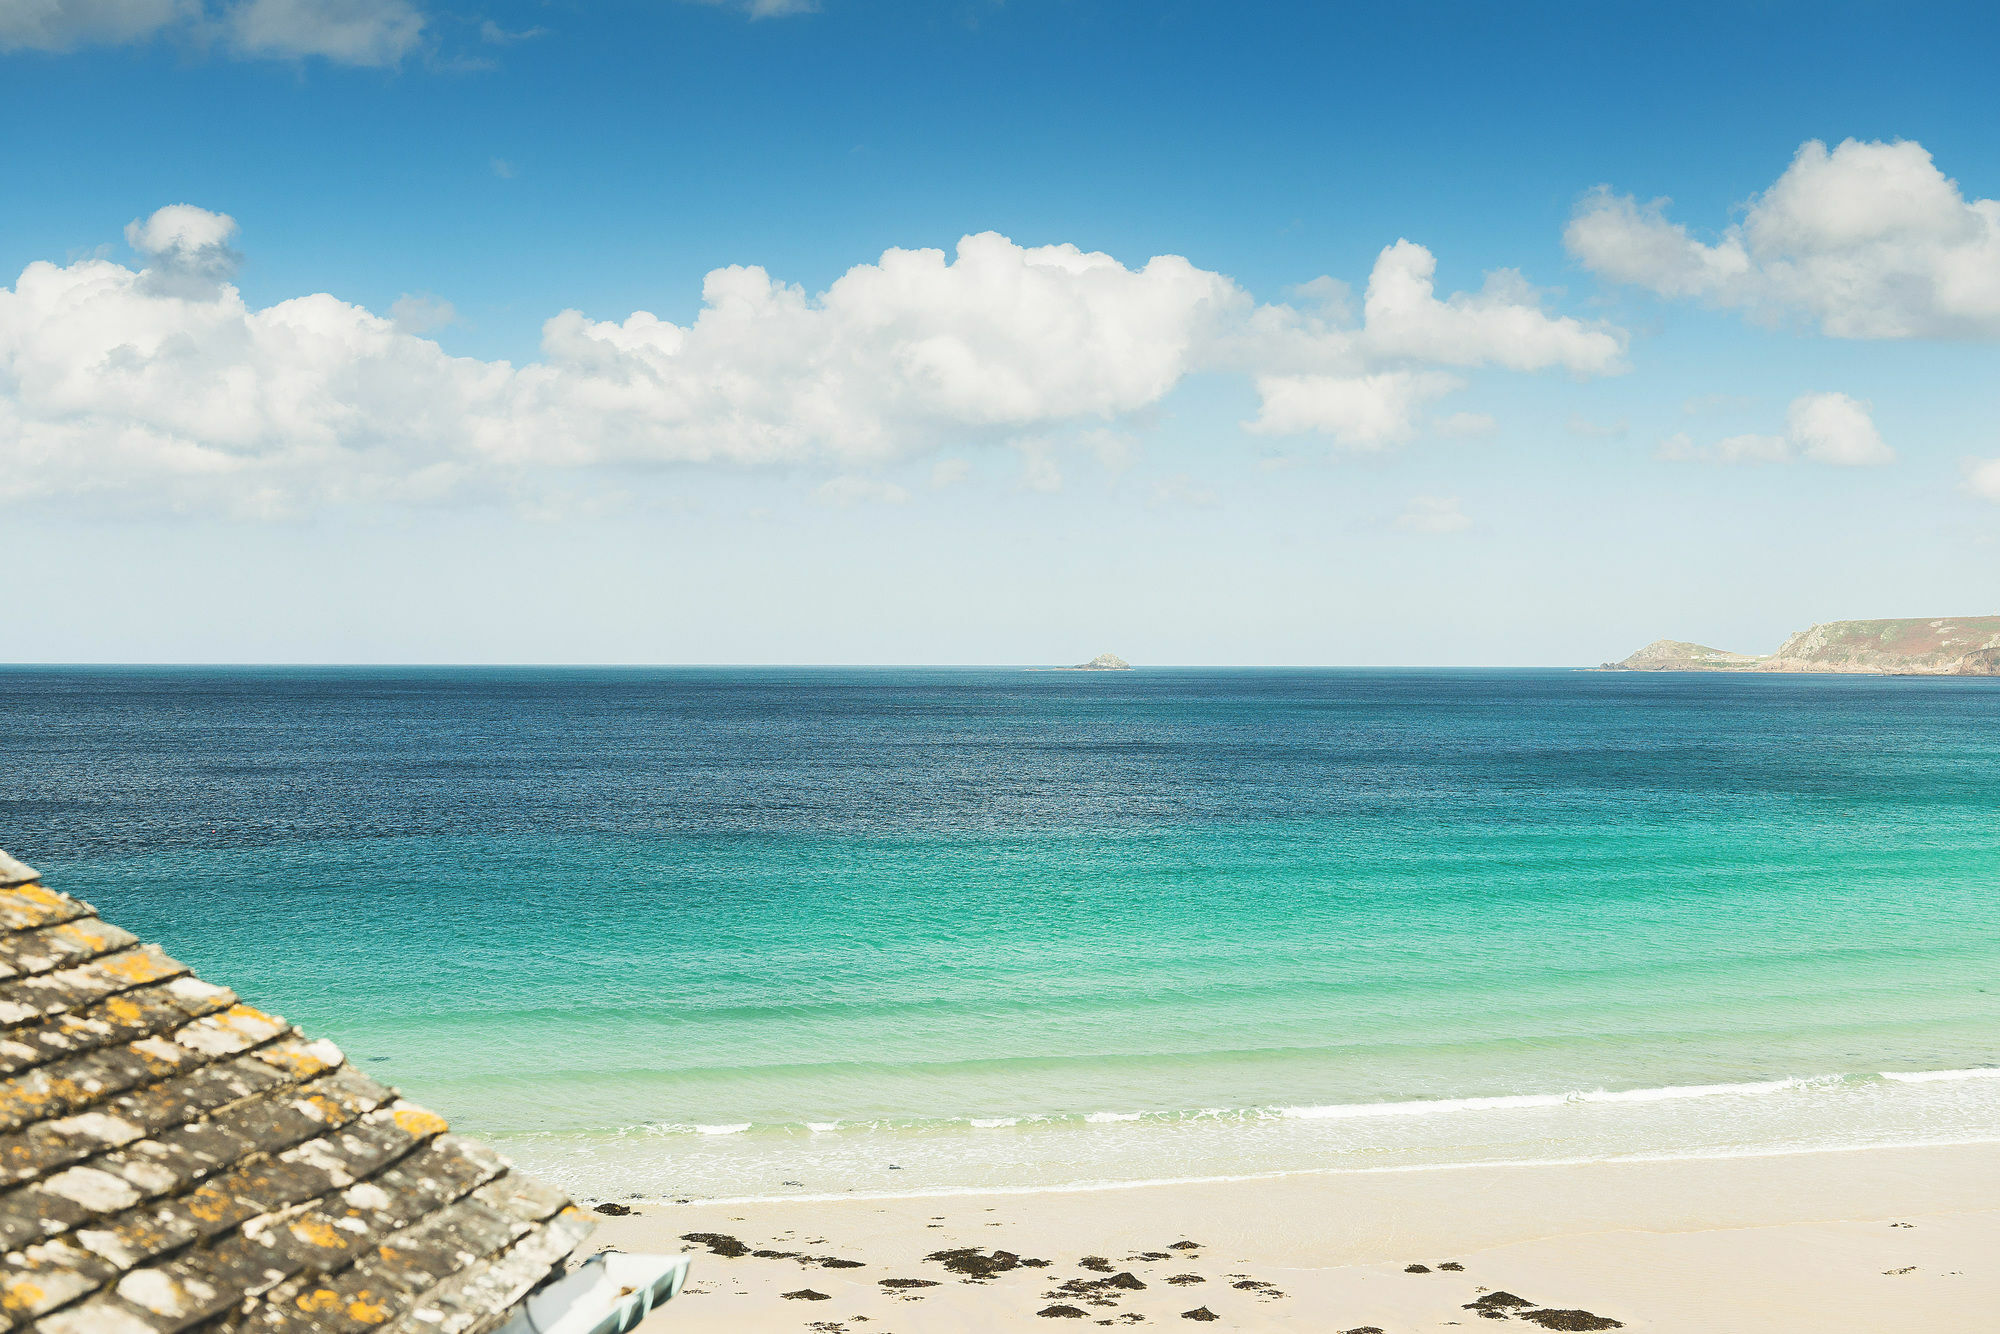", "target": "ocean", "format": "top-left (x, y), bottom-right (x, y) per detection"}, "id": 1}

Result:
top-left (5, 666), bottom-right (1998, 1201)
